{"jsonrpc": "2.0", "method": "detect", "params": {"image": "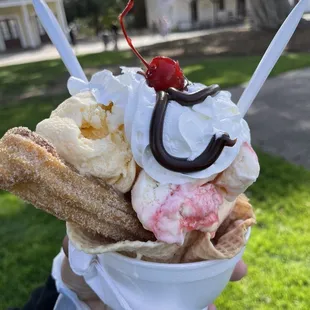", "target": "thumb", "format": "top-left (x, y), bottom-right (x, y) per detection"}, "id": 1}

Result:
top-left (61, 256), bottom-right (106, 309)
top-left (61, 256), bottom-right (97, 300)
